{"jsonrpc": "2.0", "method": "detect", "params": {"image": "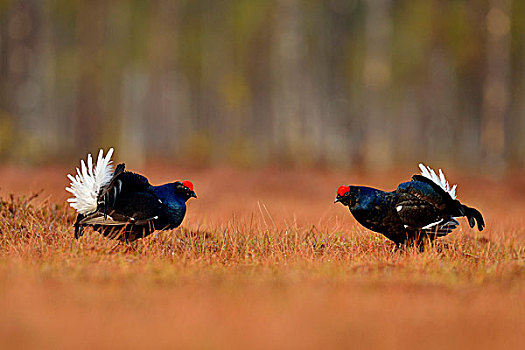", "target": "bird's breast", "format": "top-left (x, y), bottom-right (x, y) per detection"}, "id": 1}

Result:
top-left (164, 202), bottom-right (187, 227)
